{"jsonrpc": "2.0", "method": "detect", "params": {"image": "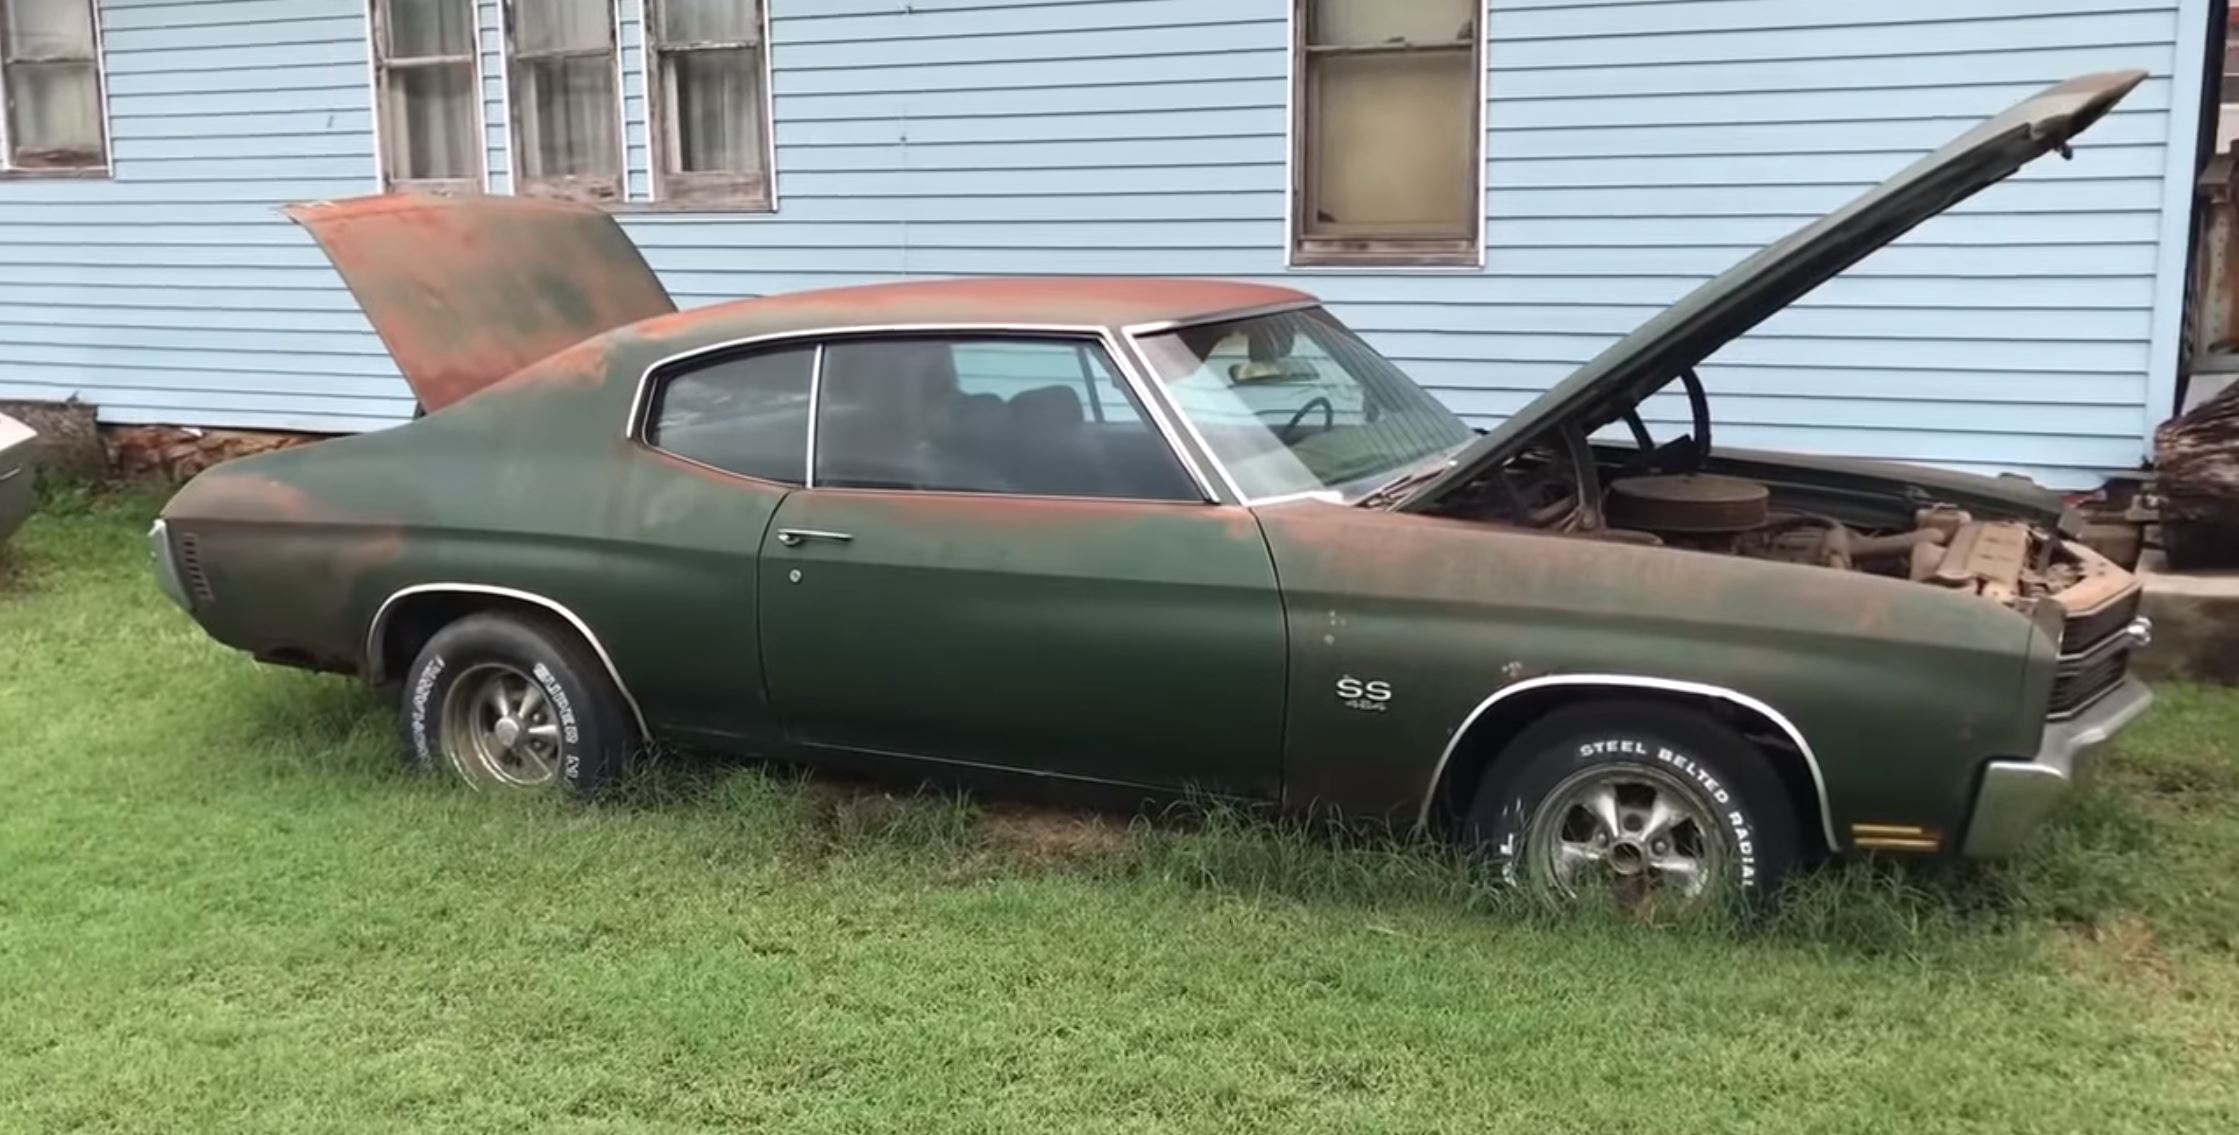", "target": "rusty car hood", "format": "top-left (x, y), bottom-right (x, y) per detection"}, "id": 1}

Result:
top-left (287, 194), bottom-right (677, 413)
top-left (1400, 70), bottom-right (2146, 510)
